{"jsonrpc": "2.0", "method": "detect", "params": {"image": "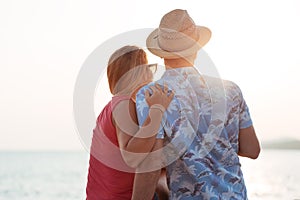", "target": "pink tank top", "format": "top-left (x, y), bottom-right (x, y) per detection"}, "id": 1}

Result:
top-left (86, 95), bottom-right (135, 200)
